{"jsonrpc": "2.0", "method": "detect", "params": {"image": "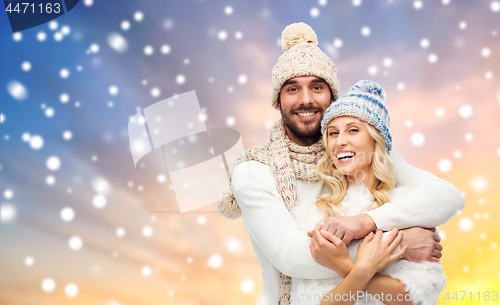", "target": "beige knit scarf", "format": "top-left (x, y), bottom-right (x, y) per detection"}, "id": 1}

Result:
top-left (217, 119), bottom-right (325, 305)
